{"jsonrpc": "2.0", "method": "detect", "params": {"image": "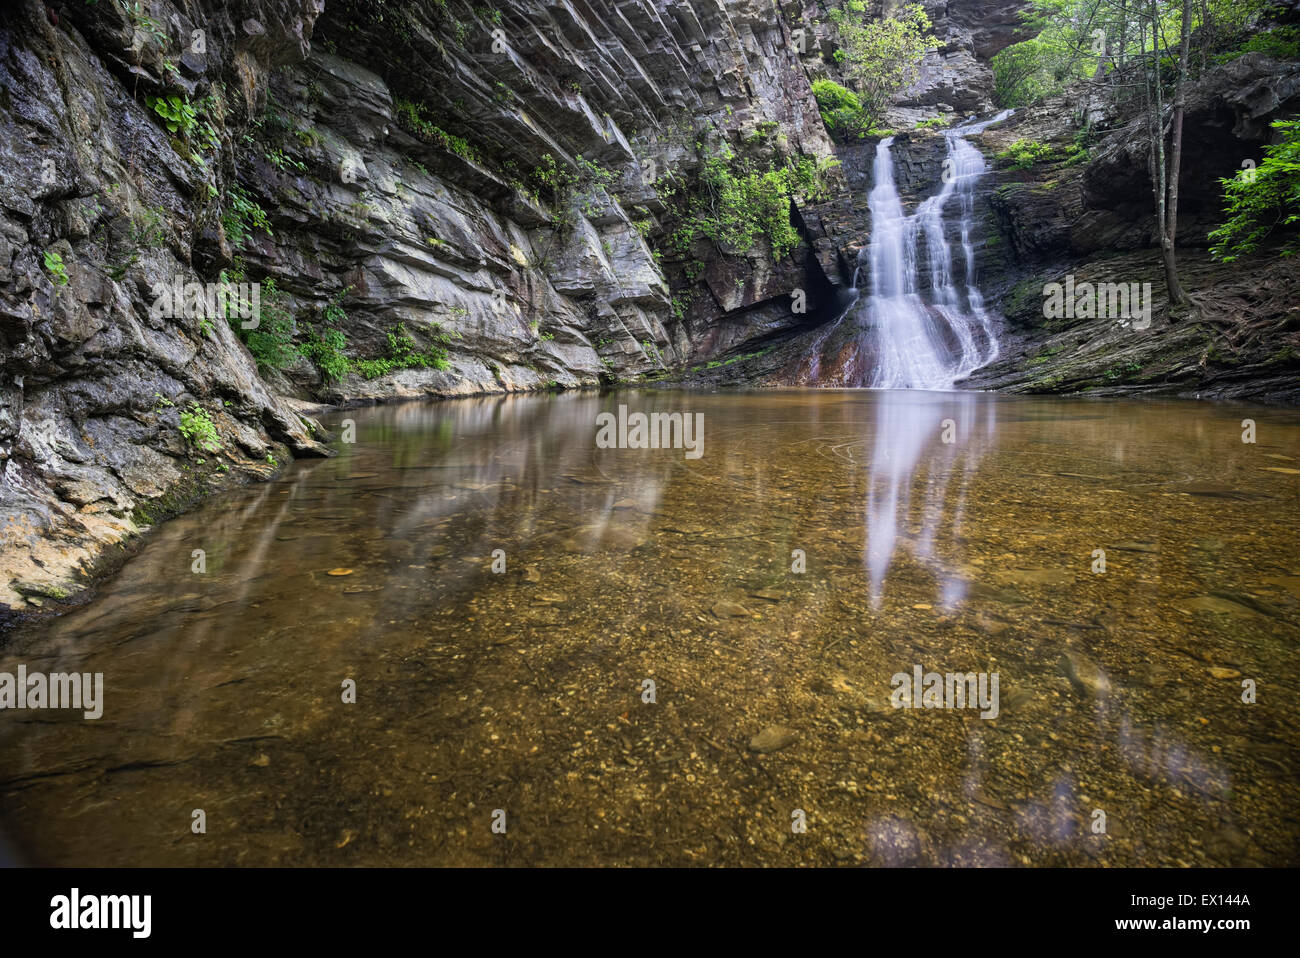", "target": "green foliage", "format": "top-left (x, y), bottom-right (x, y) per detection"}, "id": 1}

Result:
top-left (1209, 119), bottom-right (1300, 262)
top-left (42, 250), bottom-right (69, 286)
top-left (236, 277), bottom-right (297, 370)
top-left (393, 98), bottom-right (478, 162)
top-left (354, 323), bottom-right (453, 378)
top-left (529, 154), bottom-right (620, 230)
top-left (996, 138), bottom-right (1056, 169)
top-left (661, 147), bottom-right (837, 261)
top-left (222, 185), bottom-right (272, 252)
top-left (179, 402), bottom-right (221, 453)
top-left (744, 120), bottom-right (780, 145)
top-left (827, 2), bottom-right (932, 129)
top-left (131, 205), bottom-right (168, 248)
top-left (913, 117), bottom-right (948, 130)
top-left (146, 94), bottom-right (197, 137)
top-left (300, 325), bottom-right (351, 382)
top-left (298, 287), bottom-right (355, 382)
top-left (812, 79), bottom-right (872, 139)
top-left (265, 146), bottom-right (307, 173)
top-left (991, 30), bottom-right (1073, 108)
top-left (1213, 24), bottom-right (1300, 64)
top-left (121, 2), bottom-right (167, 53)
top-left (992, 0), bottom-right (1274, 108)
